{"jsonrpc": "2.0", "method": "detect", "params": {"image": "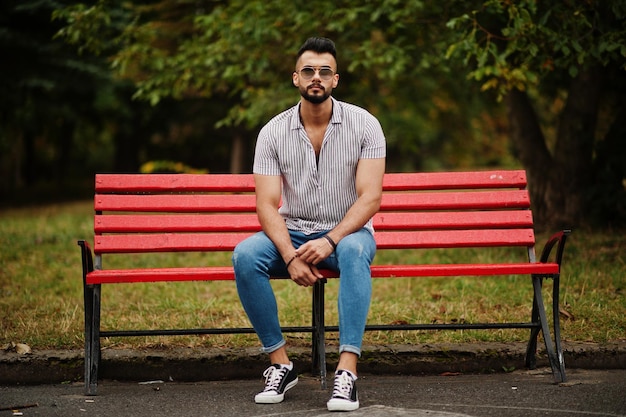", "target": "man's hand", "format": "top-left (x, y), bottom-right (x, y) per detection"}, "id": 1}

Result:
top-left (286, 238), bottom-right (334, 287)
top-left (287, 256), bottom-right (323, 287)
top-left (296, 238), bottom-right (334, 265)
